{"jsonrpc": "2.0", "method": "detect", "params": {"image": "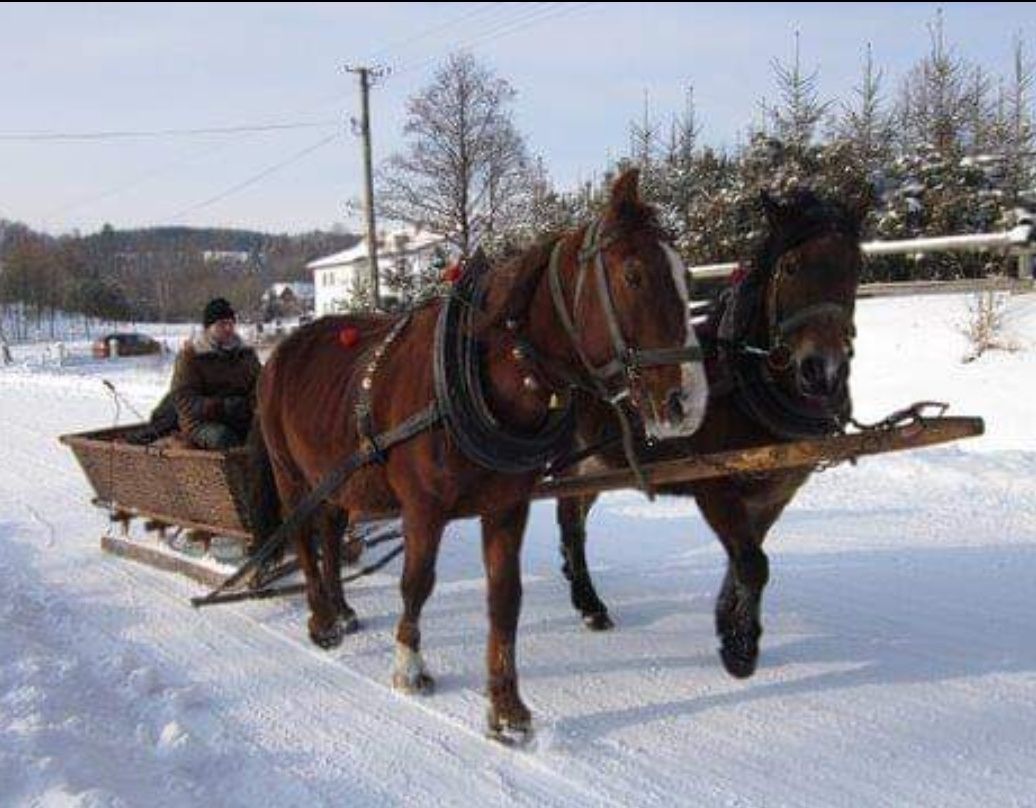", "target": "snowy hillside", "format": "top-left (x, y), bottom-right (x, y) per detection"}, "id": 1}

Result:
top-left (1, 292), bottom-right (1034, 807)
